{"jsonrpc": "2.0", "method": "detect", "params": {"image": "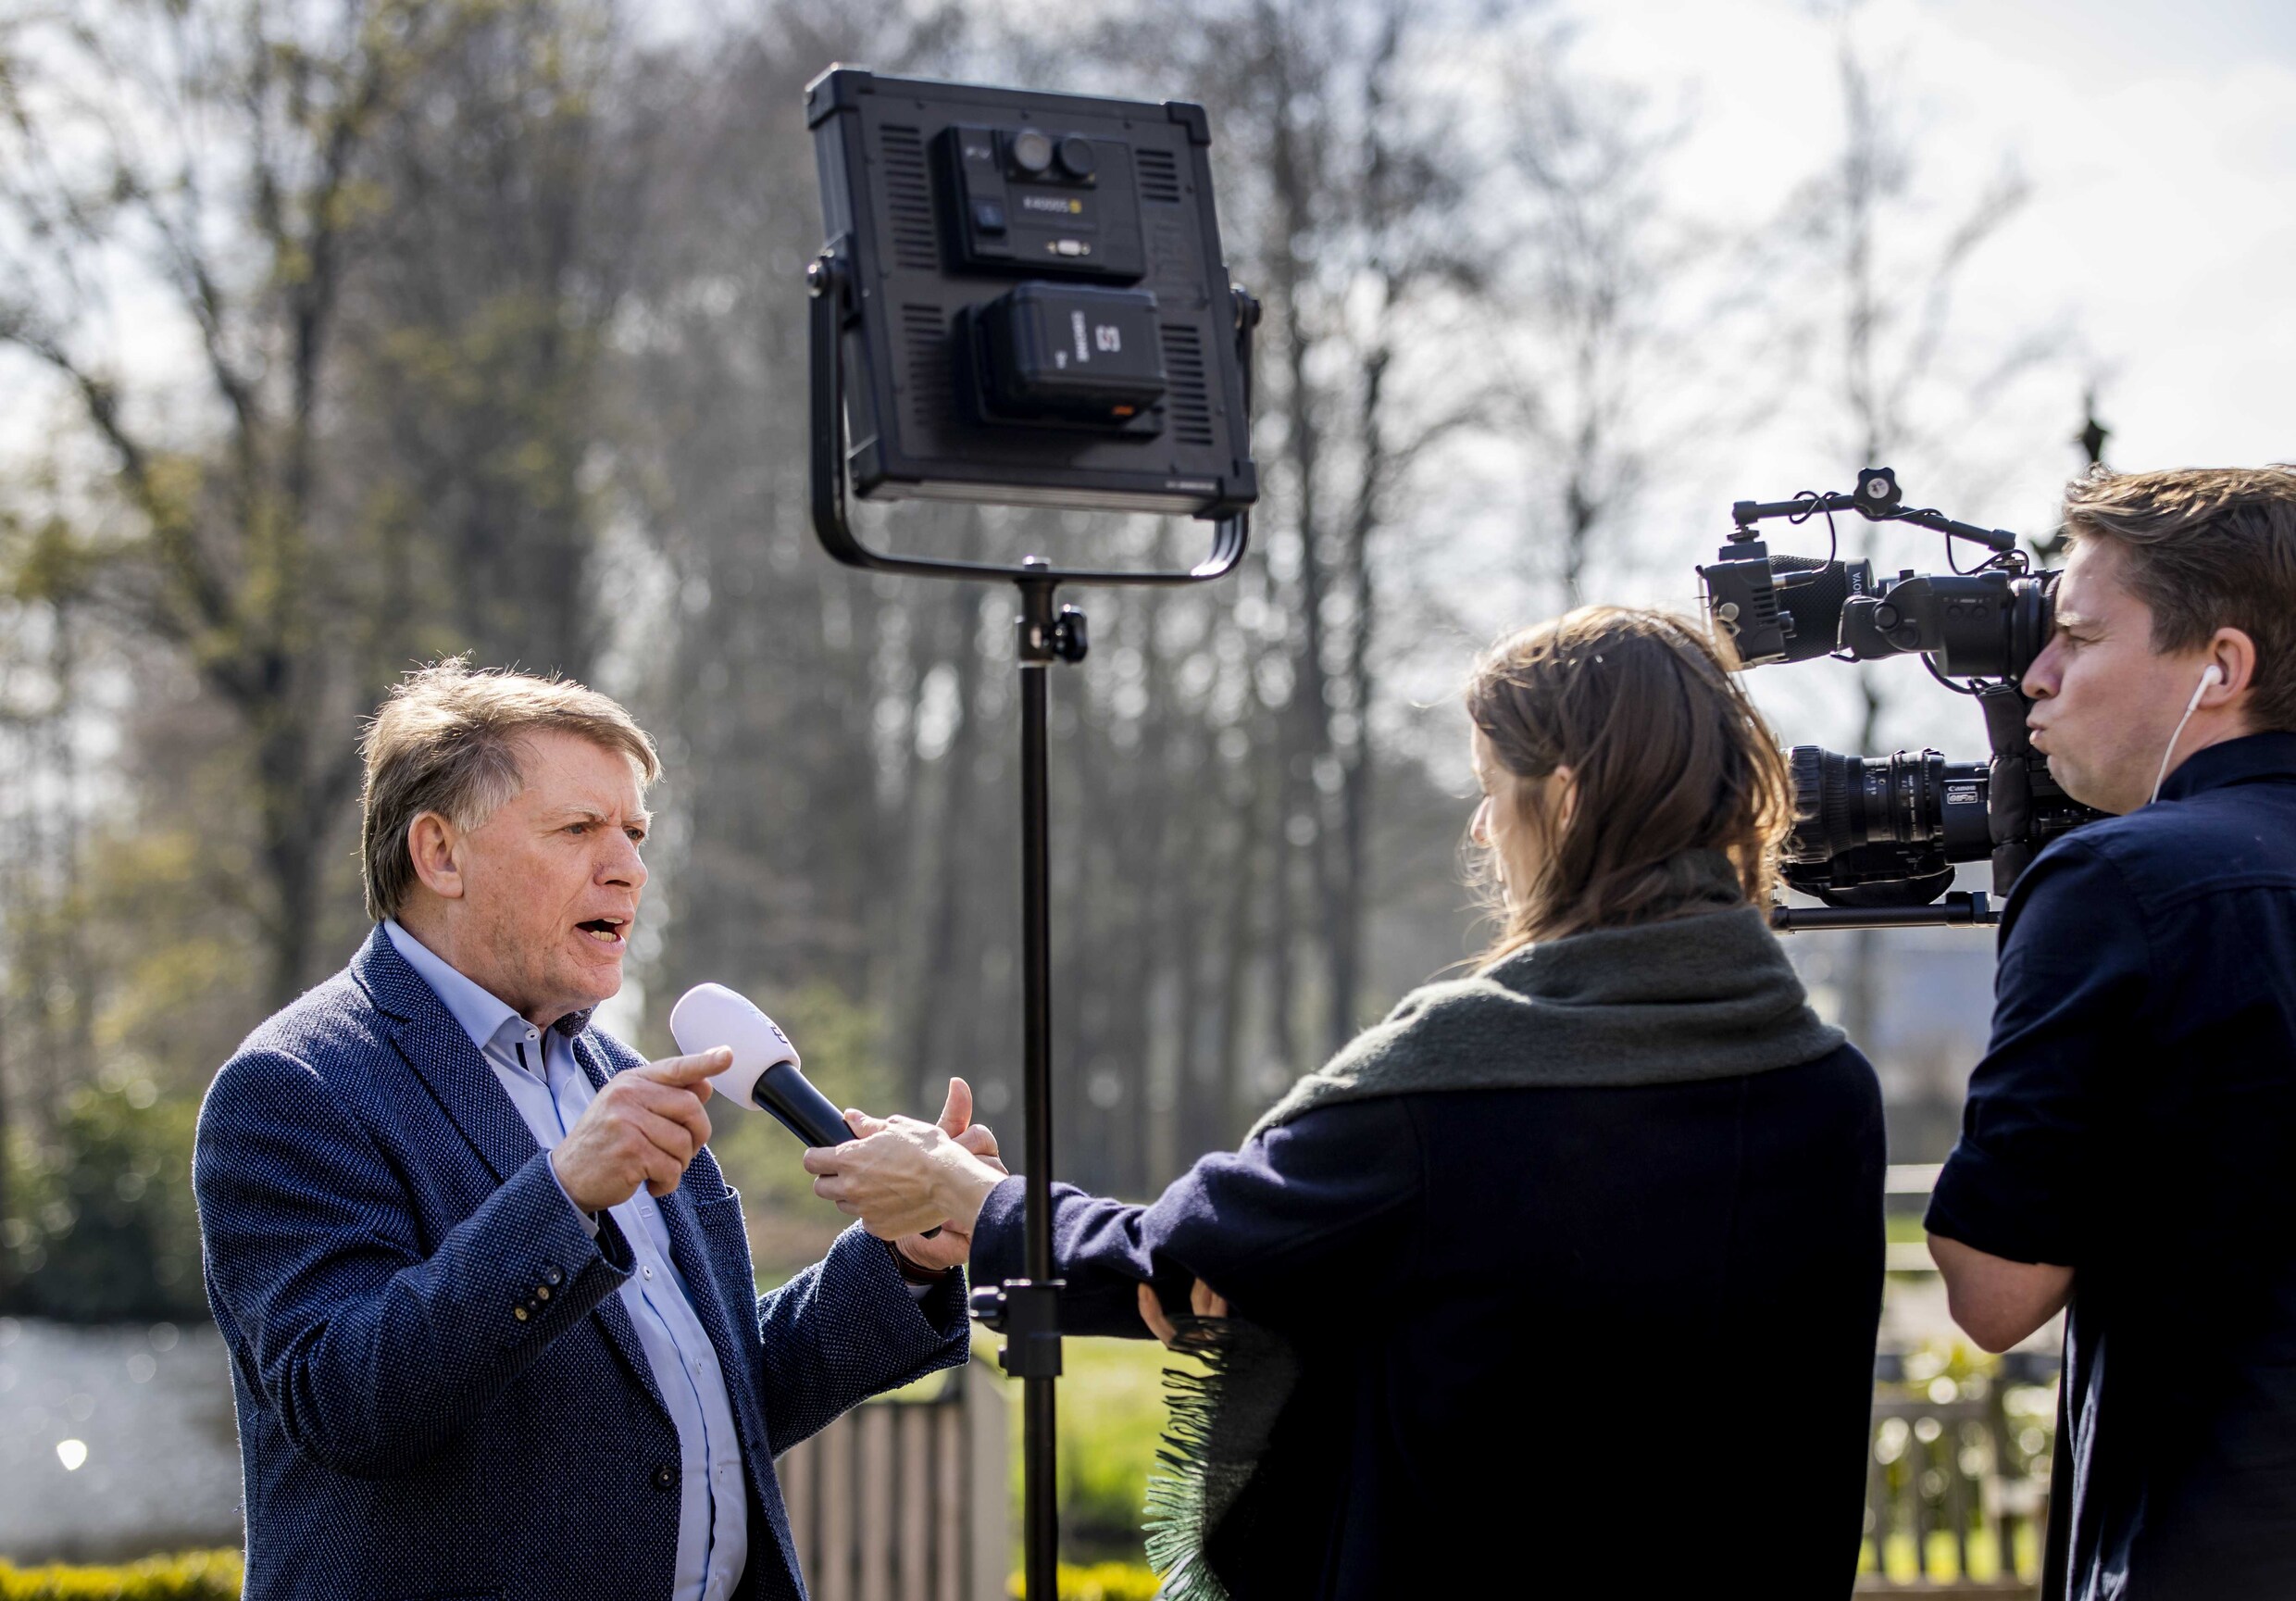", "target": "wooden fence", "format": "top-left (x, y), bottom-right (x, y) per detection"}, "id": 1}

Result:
top-left (777, 1359), bottom-right (1009, 1601)
top-left (1857, 1165), bottom-right (2054, 1597)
